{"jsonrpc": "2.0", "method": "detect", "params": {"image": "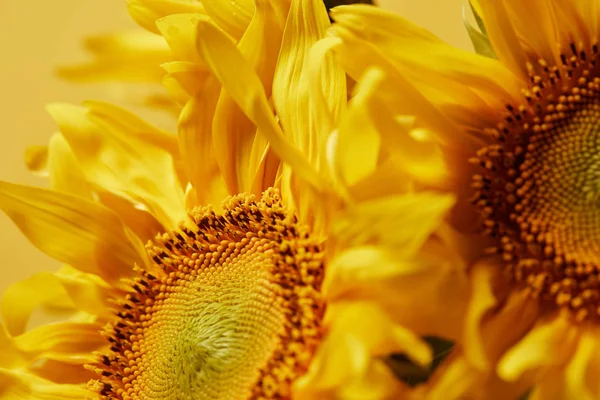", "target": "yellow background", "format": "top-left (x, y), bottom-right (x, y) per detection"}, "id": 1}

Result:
top-left (0, 0), bottom-right (470, 294)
